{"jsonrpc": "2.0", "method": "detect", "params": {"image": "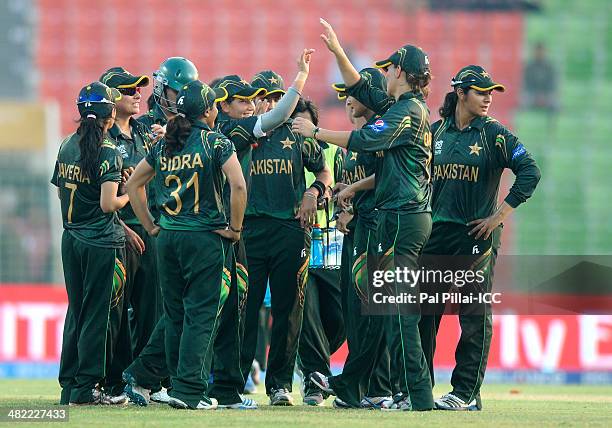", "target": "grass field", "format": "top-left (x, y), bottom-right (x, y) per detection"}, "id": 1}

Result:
top-left (1, 380), bottom-right (611, 427)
